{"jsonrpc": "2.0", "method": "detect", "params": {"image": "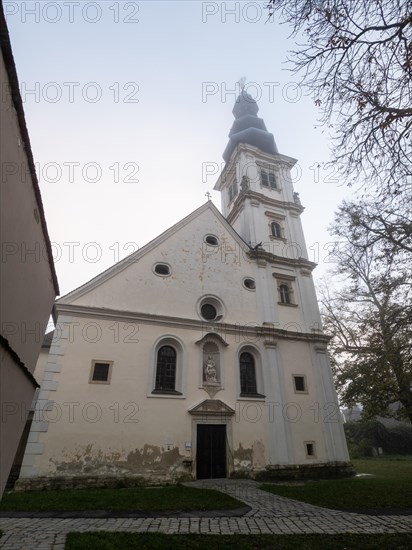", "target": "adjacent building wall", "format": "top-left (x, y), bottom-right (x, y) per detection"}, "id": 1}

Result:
top-left (0, 8), bottom-right (59, 497)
